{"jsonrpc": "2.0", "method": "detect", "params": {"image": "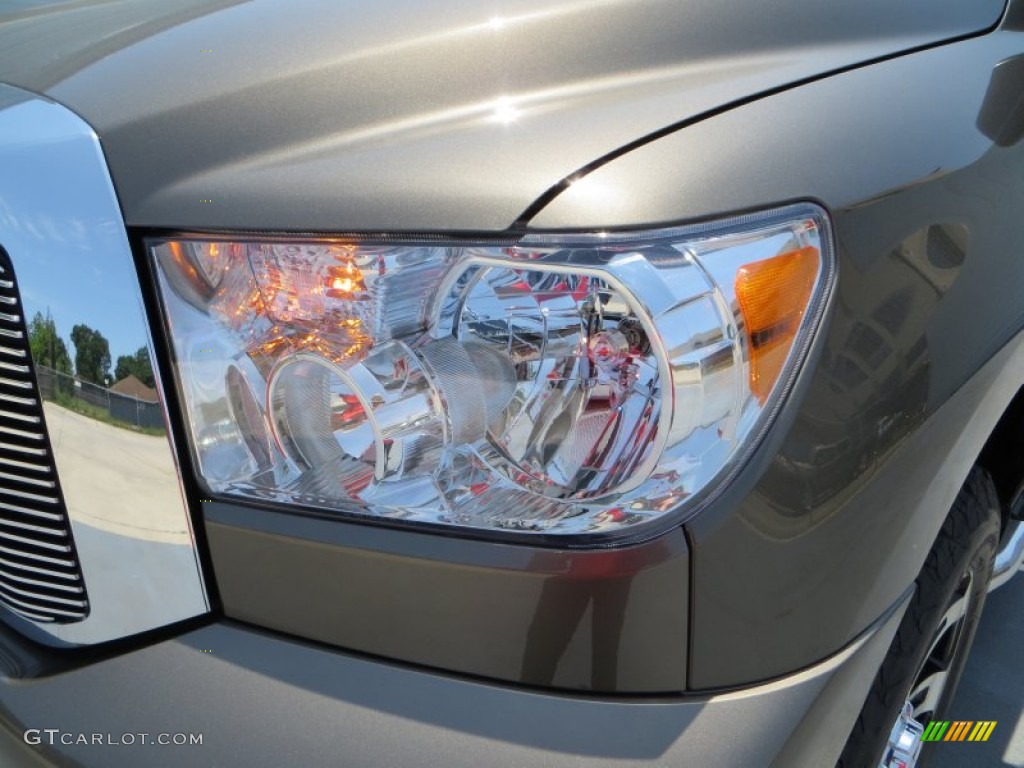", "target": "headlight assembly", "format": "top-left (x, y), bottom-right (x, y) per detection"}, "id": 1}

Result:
top-left (149, 204), bottom-right (833, 540)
